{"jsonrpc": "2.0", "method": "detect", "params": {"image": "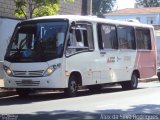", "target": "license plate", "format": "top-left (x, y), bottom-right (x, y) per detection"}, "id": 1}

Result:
top-left (22, 80), bottom-right (33, 84)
